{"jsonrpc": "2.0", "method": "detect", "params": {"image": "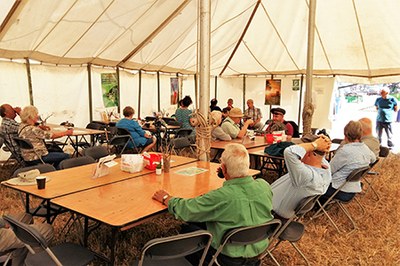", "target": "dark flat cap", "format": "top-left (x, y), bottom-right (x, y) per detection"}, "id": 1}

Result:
top-left (271, 107), bottom-right (286, 115)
